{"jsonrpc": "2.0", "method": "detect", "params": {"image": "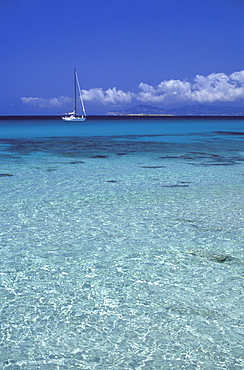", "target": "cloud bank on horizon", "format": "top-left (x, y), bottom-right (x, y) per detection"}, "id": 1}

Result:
top-left (21, 70), bottom-right (244, 109)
